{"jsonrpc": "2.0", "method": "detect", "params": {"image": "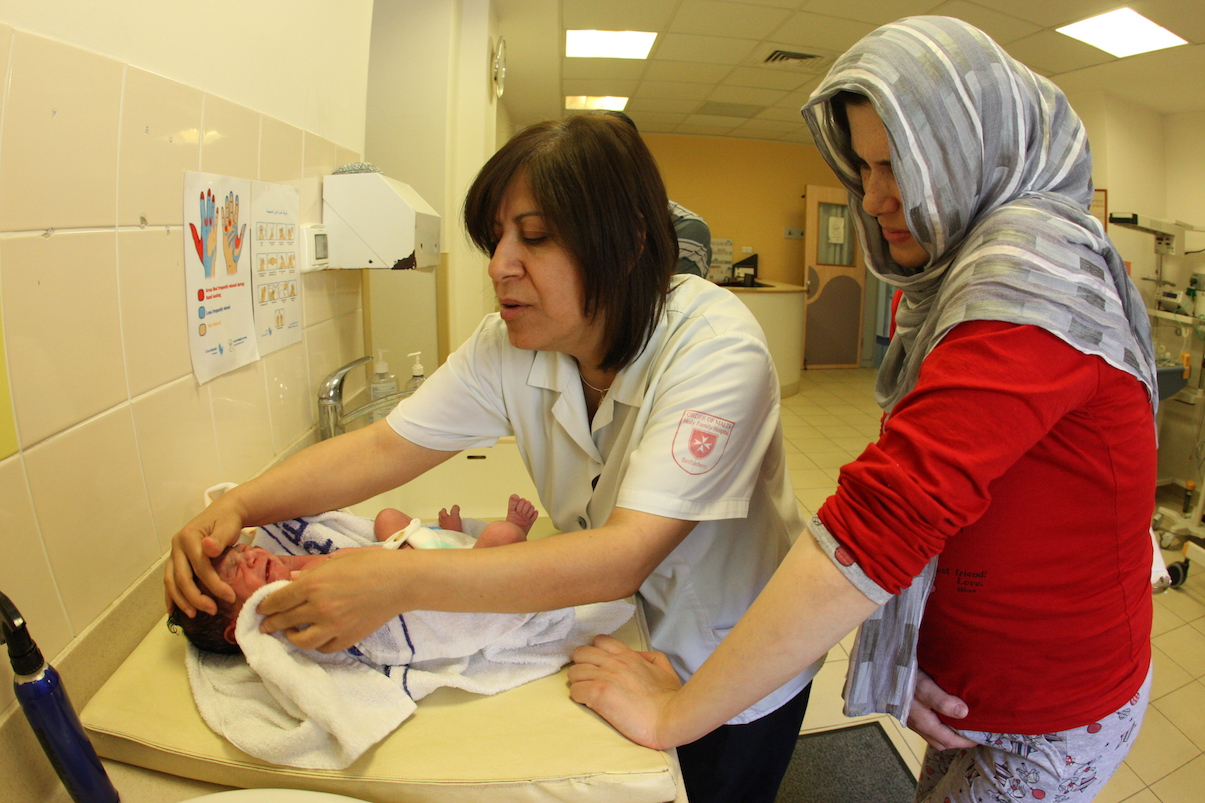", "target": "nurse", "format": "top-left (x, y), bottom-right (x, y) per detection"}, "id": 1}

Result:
top-left (166, 113), bottom-right (817, 803)
top-left (569, 16), bottom-right (1158, 803)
